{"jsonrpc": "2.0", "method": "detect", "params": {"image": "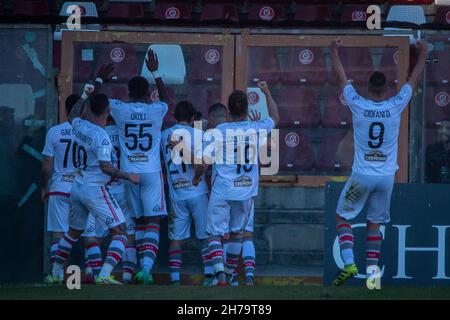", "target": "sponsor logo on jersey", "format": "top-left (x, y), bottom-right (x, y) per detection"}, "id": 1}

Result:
top-left (233, 176), bottom-right (252, 187)
top-left (128, 223), bottom-right (136, 231)
top-left (435, 92), bottom-right (450, 107)
top-left (130, 113), bottom-right (147, 120)
top-left (110, 47), bottom-right (126, 63)
top-left (352, 11), bottom-right (367, 21)
top-left (205, 49), bottom-right (221, 65)
top-left (299, 49), bottom-right (314, 65)
top-left (364, 151), bottom-right (387, 162)
top-left (153, 205), bottom-right (161, 212)
top-left (61, 173), bottom-right (75, 183)
top-left (173, 178), bottom-right (192, 189)
top-left (101, 139), bottom-right (110, 145)
top-left (87, 225), bottom-right (95, 232)
top-left (259, 6), bottom-right (275, 21)
top-left (285, 132), bottom-right (300, 148)
top-left (128, 153), bottom-right (149, 162)
top-left (105, 218), bottom-right (113, 225)
top-left (364, 110), bottom-right (391, 119)
top-left (247, 92), bottom-right (259, 105)
top-left (165, 7), bottom-right (181, 19)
